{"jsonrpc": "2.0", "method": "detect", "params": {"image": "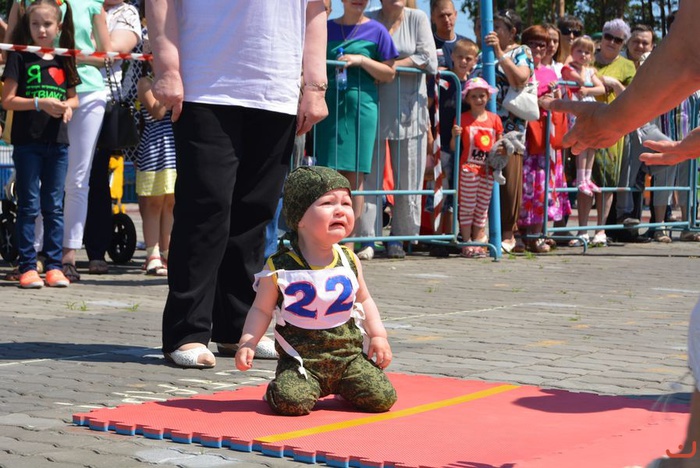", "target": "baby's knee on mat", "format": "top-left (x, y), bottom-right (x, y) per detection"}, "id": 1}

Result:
top-left (266, 381), bottom-right (318, 416)
top-left (354, 393), bottom-right (397, 413)
top-left (342, 383), bottom-right (397, 413)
